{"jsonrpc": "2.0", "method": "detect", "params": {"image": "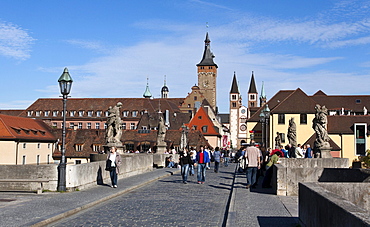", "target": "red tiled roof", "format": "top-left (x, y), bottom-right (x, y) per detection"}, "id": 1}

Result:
top-left (0, 114), bottom-right (56, 141)
top-left (186, 107), bottom-right (220, 136)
